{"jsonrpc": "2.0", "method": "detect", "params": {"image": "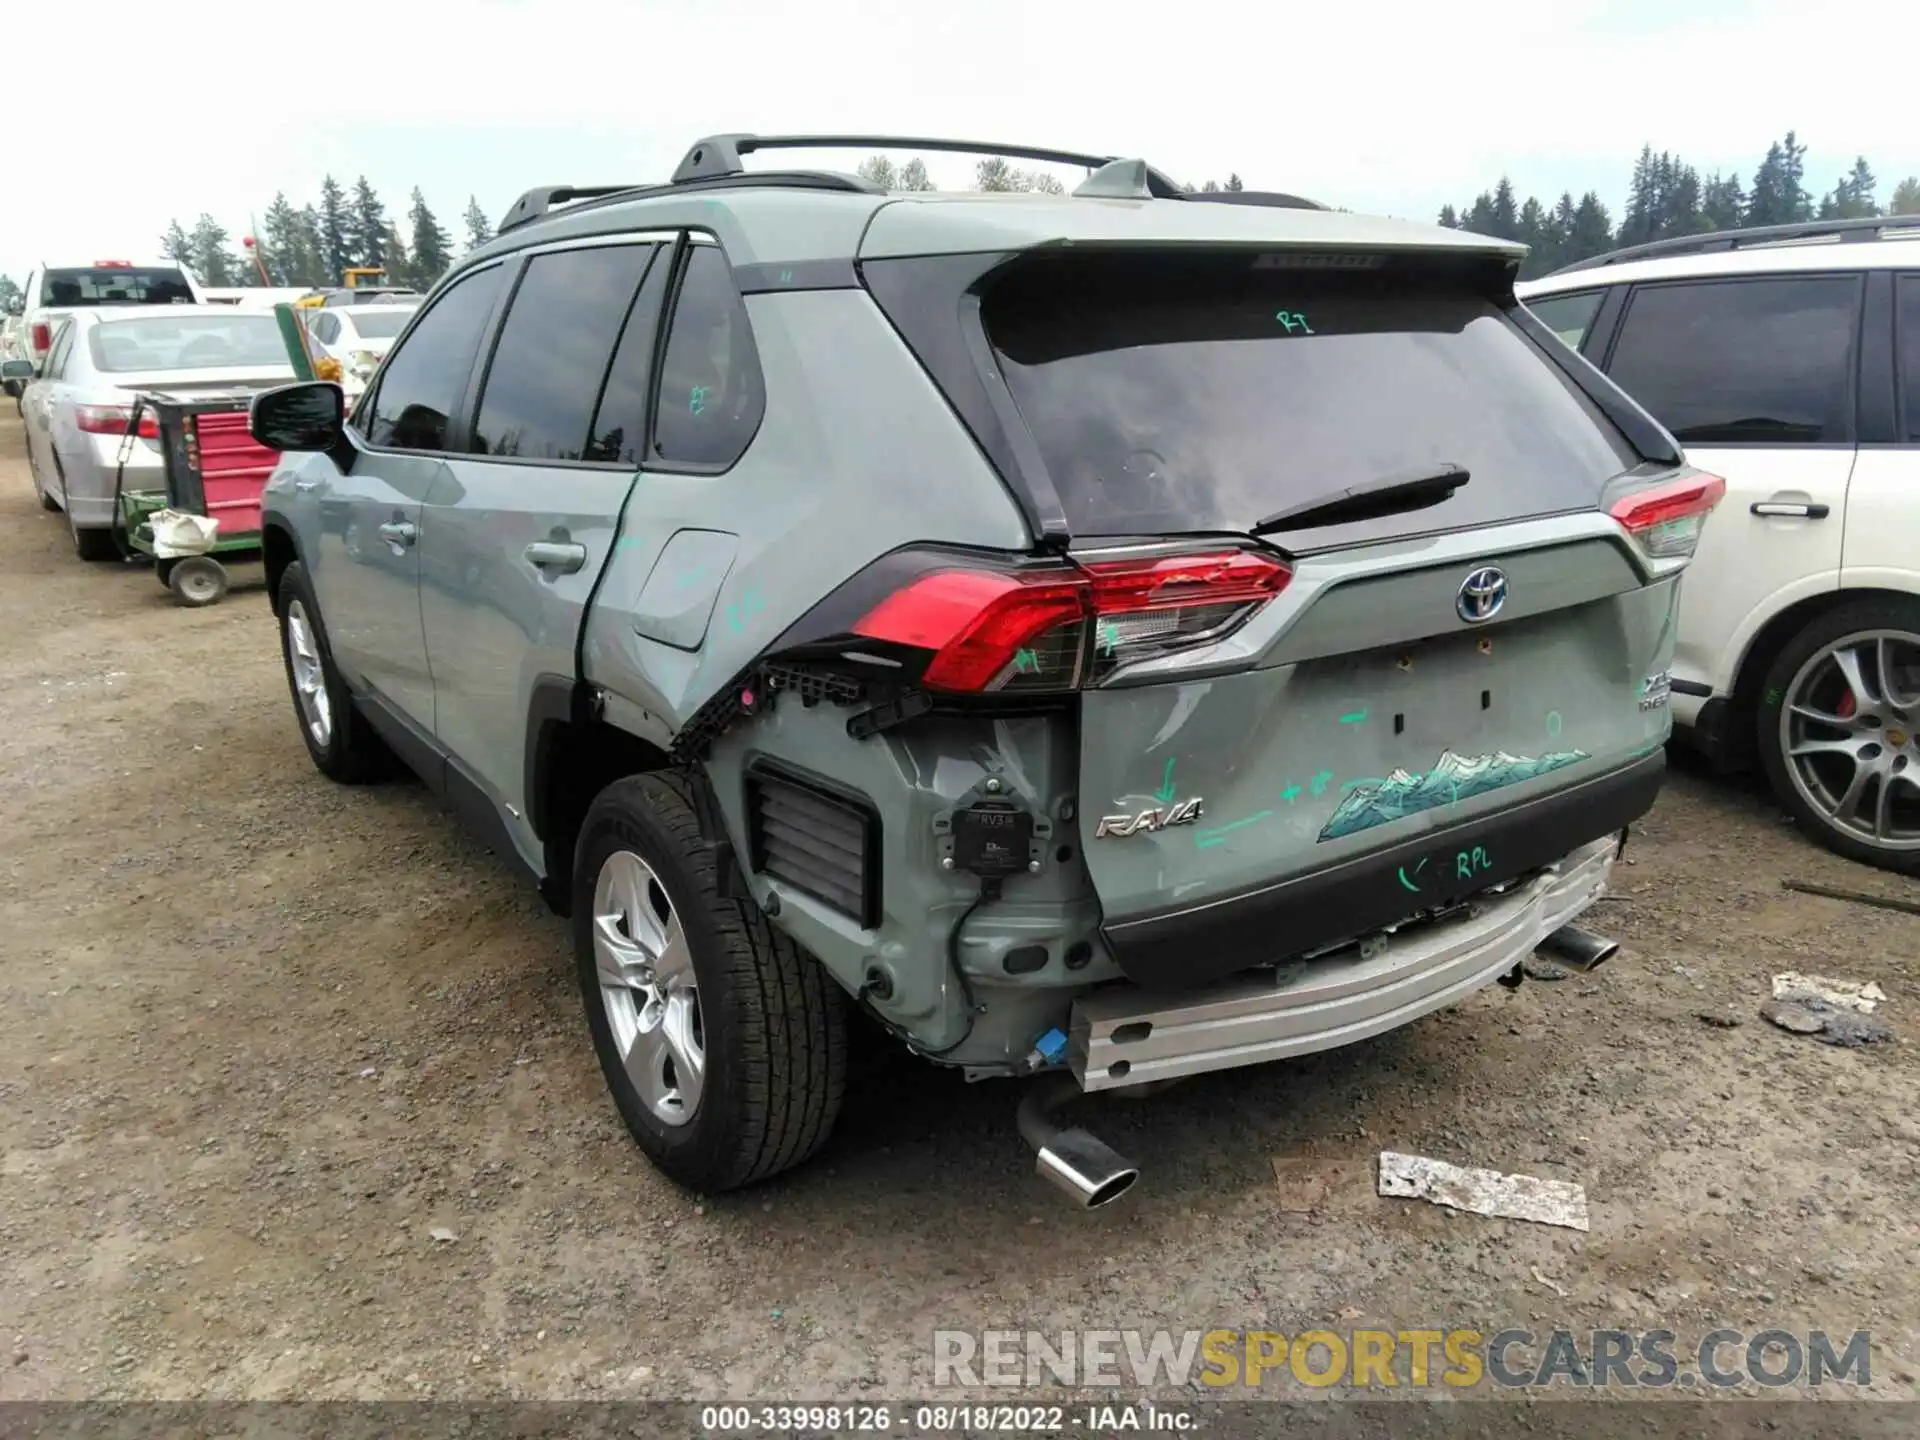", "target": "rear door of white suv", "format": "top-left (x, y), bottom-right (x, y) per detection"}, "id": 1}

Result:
top-left (1589, 272), bottom-right (1863, 721)
top-left (1843, 272), bottom-right (1920, 598)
